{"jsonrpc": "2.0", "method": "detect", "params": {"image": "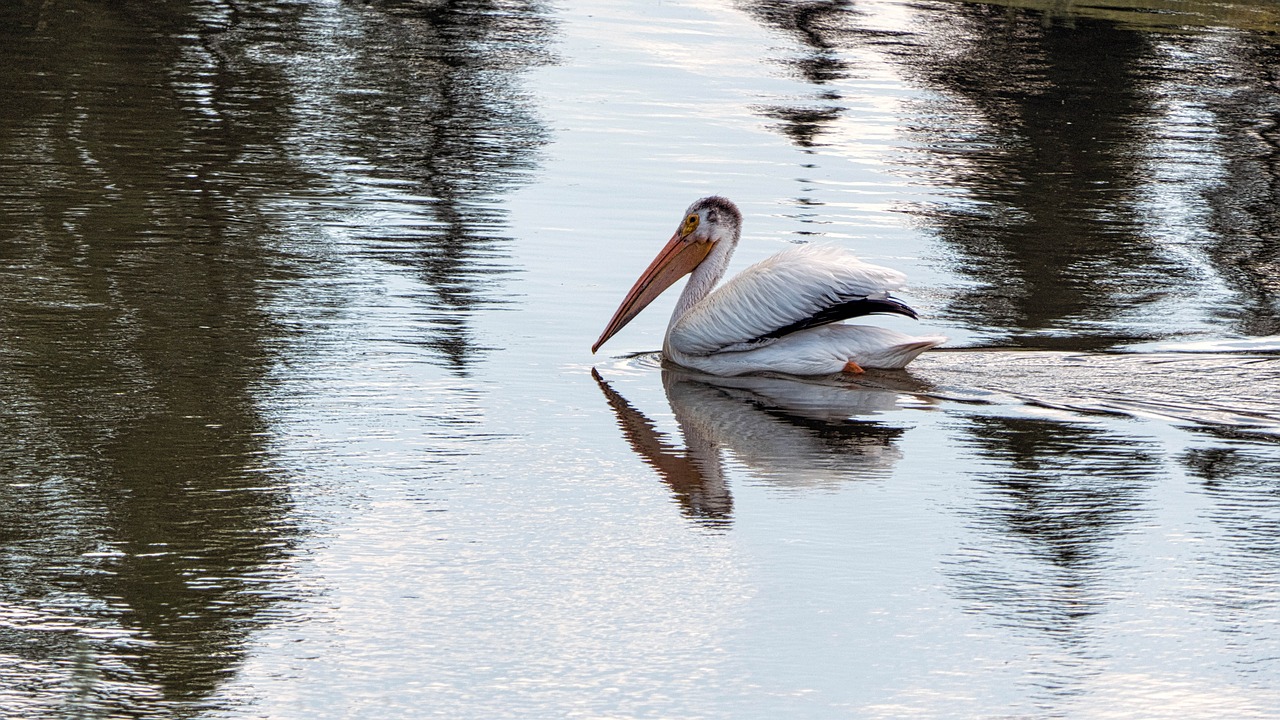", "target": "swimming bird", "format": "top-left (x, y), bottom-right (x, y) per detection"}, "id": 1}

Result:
top-left (591, 196), bottom-right (945, 376)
